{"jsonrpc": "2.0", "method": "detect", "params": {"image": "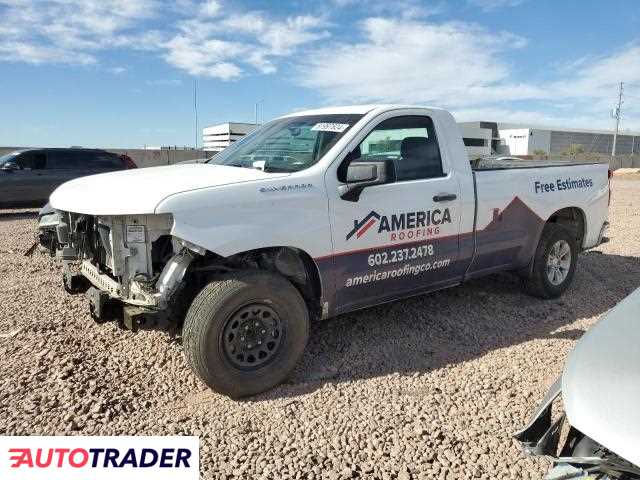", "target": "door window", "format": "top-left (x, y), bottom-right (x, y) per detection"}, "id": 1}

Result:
top-left (47, 150), bottom-right (84, 169)
top-left (17, 151), bottom-right (46, 170)
top-left (352, 116), bottom-right (444, 182)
